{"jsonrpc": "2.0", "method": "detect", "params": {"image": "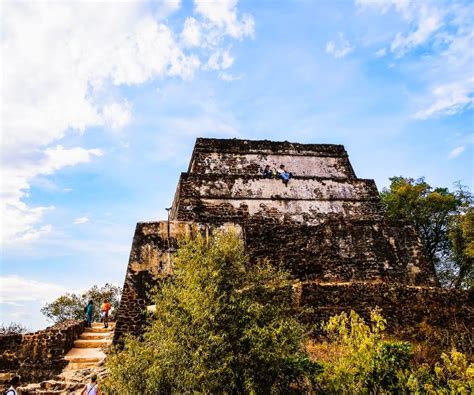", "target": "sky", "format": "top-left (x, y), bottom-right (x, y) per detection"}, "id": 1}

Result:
top-left (1, 0), bottom-right (473, 331)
